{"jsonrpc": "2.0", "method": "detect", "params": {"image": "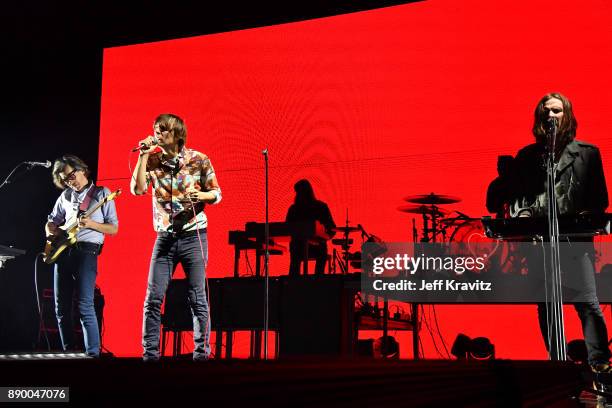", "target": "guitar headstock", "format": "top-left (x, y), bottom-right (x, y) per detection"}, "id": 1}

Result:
top-left (107, 189), bottom-right (122, 201)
